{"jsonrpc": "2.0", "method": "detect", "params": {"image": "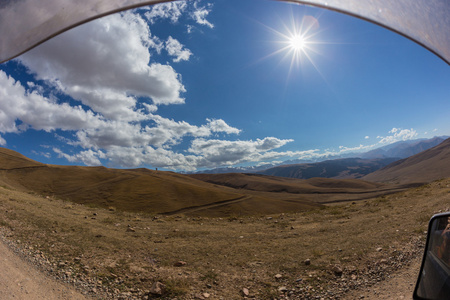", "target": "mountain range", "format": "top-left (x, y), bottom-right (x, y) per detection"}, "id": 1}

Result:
top-left (194, 136), bottom-right (448, 176)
